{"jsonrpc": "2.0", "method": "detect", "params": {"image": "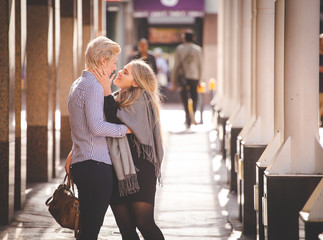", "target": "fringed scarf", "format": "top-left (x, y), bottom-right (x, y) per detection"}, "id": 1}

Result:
top-left (107, 92), bottom-right (163, 197)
